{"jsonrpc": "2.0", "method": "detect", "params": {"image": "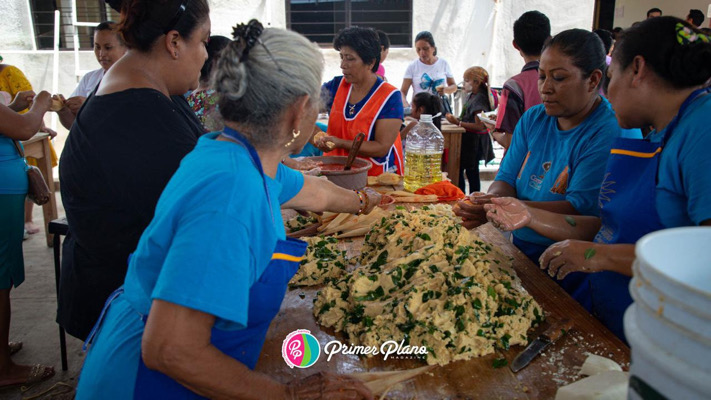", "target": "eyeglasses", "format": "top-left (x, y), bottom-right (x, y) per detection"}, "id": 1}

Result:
top-left (164, 0), bottom-right (189, 34)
